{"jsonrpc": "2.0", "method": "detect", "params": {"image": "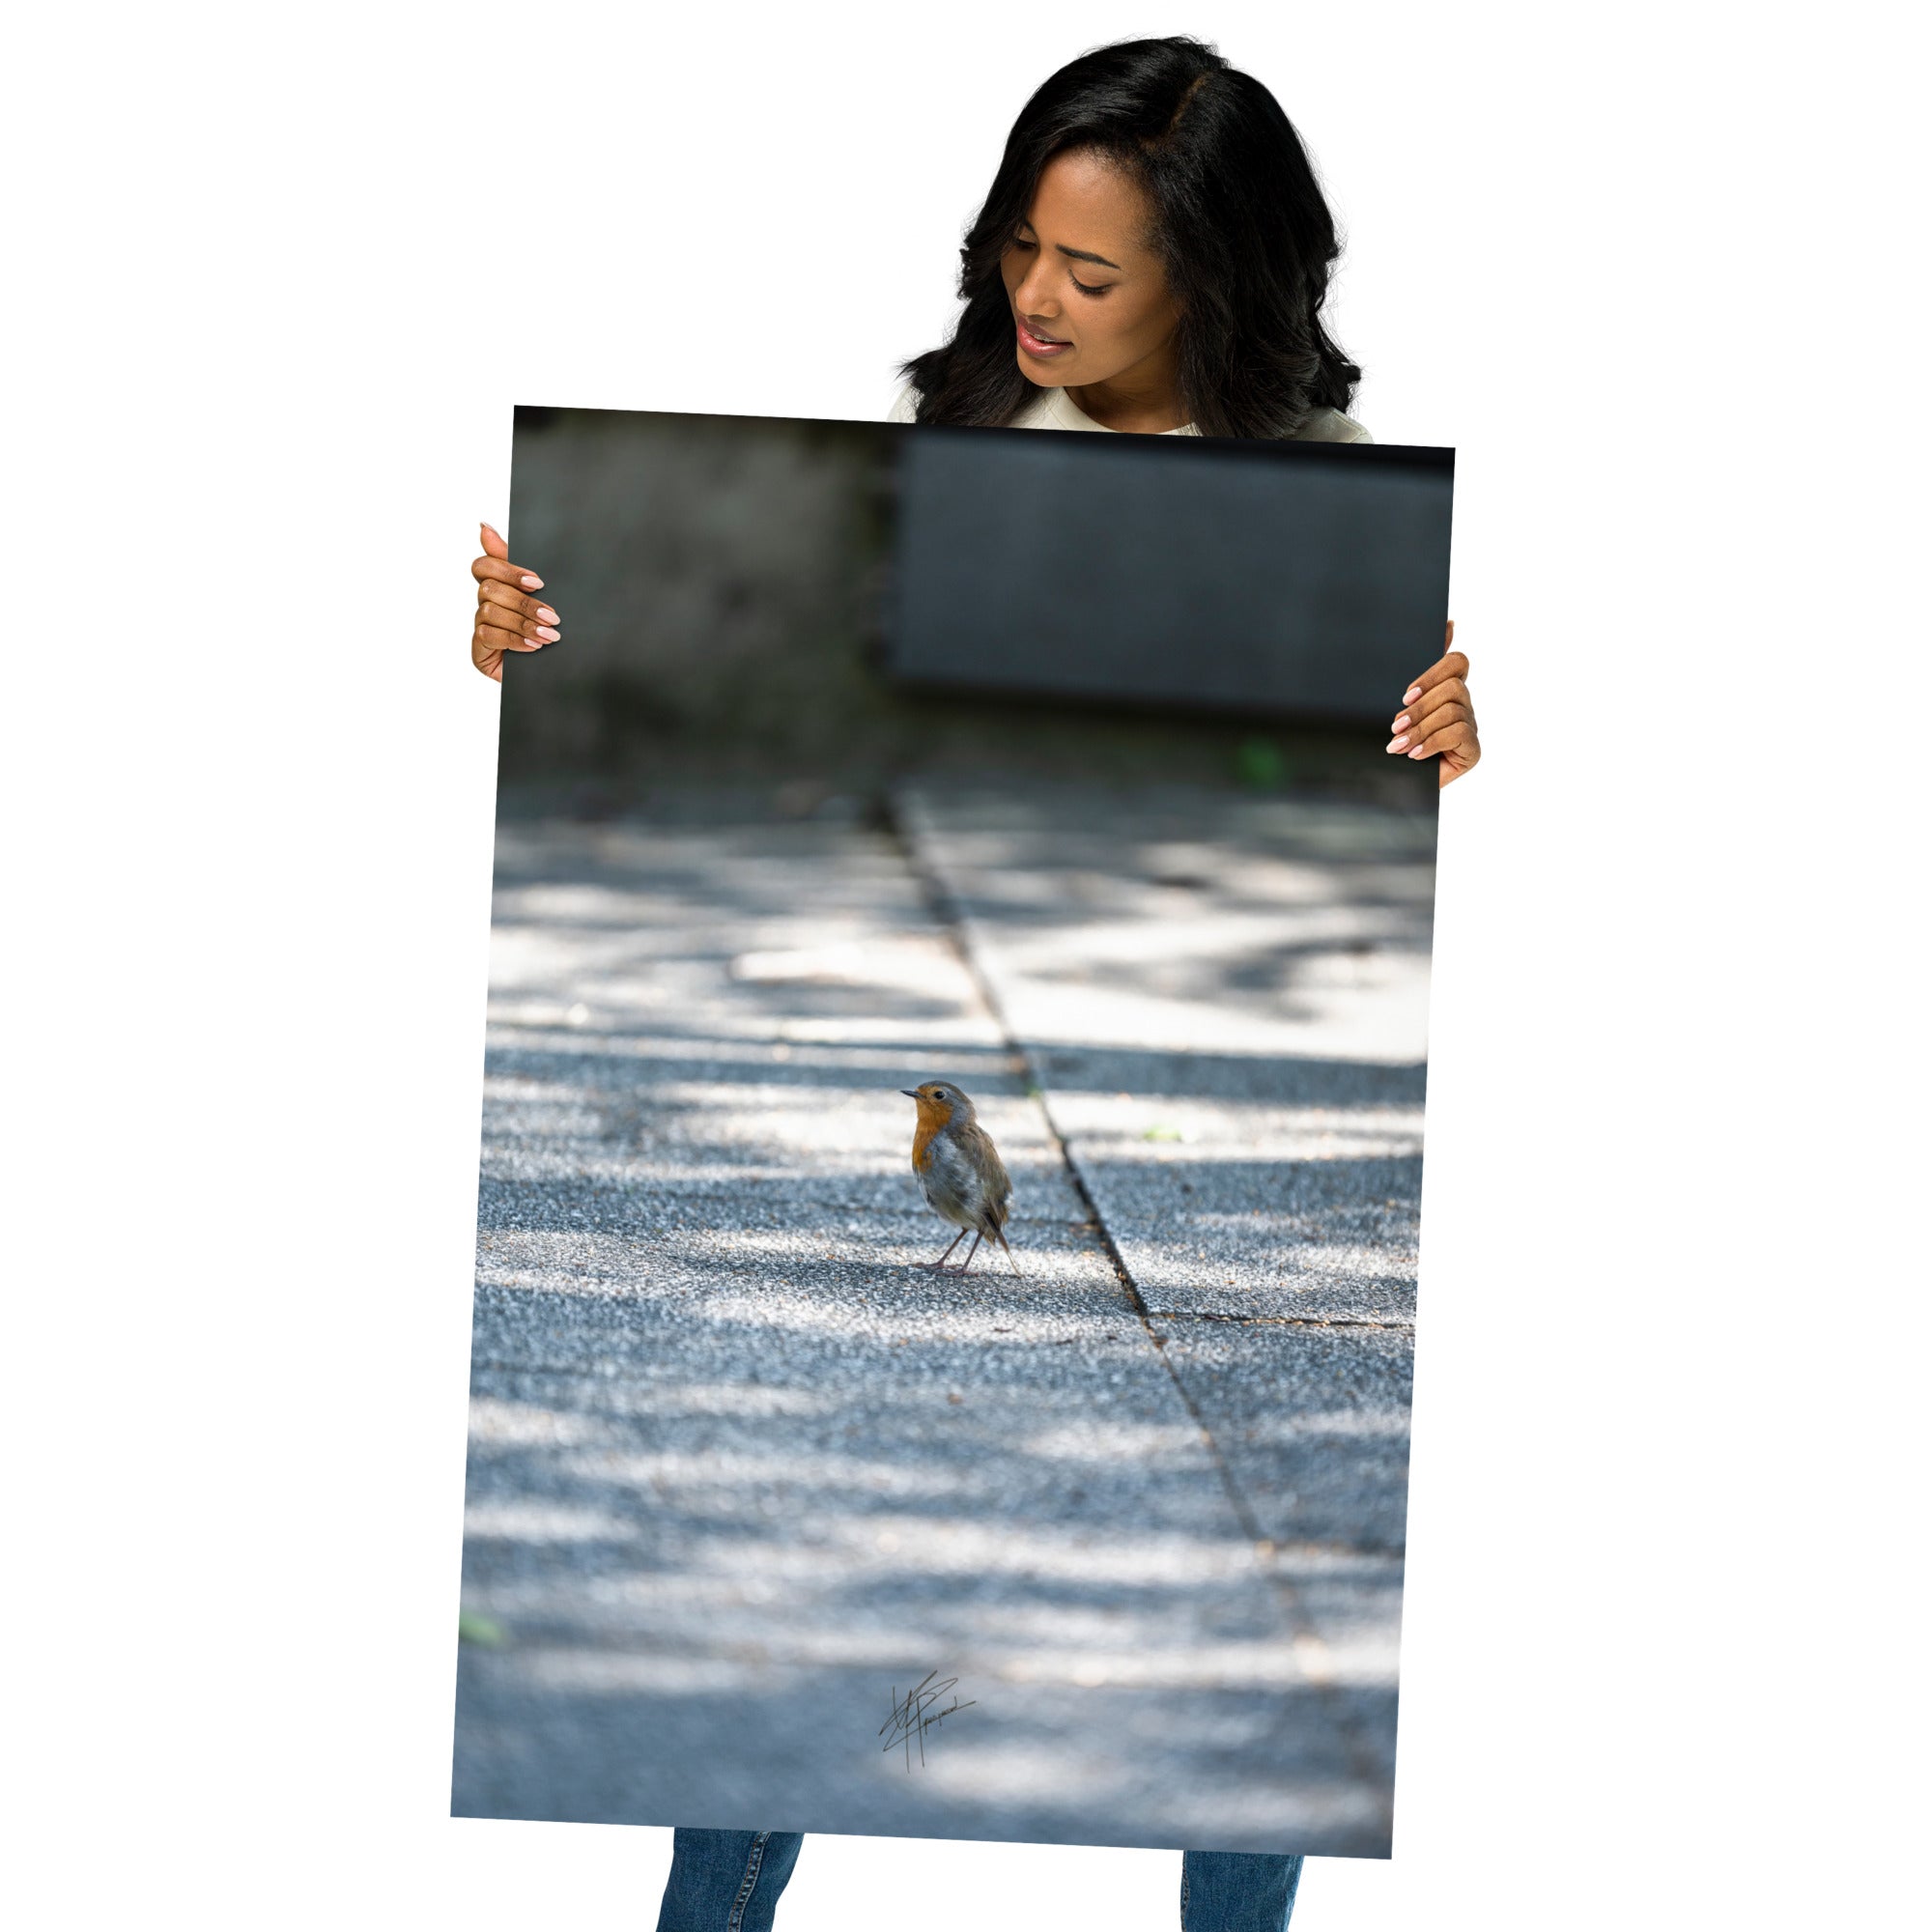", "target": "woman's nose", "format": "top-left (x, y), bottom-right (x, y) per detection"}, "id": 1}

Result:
top-left (1013, 260), bottom-right (1061, 321)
